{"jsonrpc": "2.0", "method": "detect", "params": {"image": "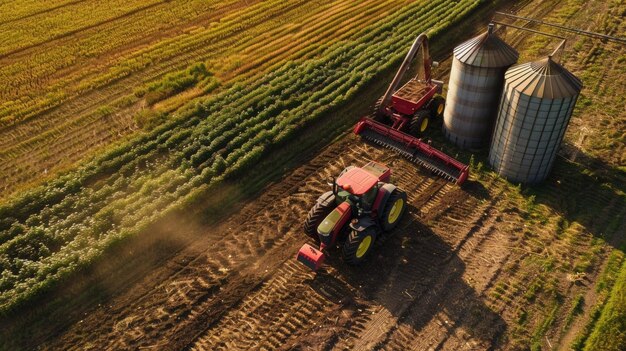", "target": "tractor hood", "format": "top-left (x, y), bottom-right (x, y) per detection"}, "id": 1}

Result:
top-left (336, 168), bottom-right (379, 196)
top-left (317, 202), bottom-right (352, 246)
